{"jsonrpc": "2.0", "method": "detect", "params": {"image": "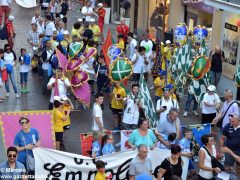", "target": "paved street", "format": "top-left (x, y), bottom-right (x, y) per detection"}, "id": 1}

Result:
top-left (0, 2), bottom-right (202, 163)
